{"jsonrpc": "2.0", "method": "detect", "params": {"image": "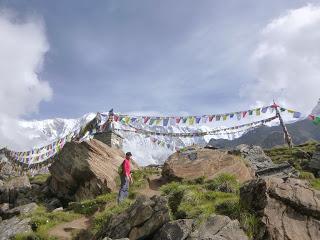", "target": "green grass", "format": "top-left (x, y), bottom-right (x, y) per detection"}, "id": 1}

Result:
top-left (205, 173), bottom-right (240, 193)
top-left (69, 192), bottom-right (117, 216)
top-left (160, 174), bottom-right (239, 221)
top-left (16, 205), bottom-right (81, 239)
top-left (159, 173), bottom-right (262, 239)
top-left (92, 199), bottom-right (132, 234)
top-left (310, 178), bottom-right (320, 190)
top-left (264, 141), bottom-right (318, 170)
top-left (299, 171), bottom-right (315, 180)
